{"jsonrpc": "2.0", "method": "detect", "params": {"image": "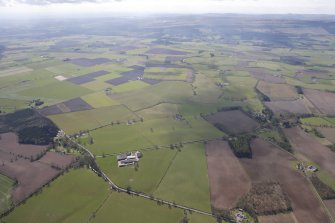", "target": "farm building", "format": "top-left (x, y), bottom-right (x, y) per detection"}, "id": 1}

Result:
top-left (117, 151), bottom-right (143, 167)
